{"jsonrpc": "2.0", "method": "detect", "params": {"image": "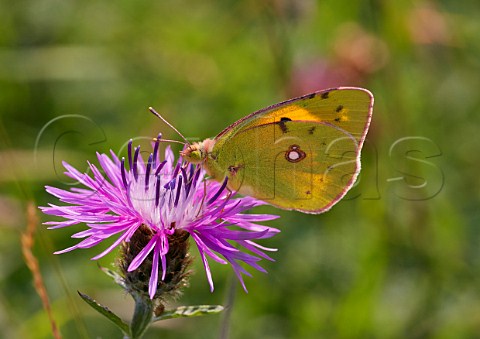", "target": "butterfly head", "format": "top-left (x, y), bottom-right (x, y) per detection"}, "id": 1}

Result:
top-left (180, 138), bottom-right (215, 164)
